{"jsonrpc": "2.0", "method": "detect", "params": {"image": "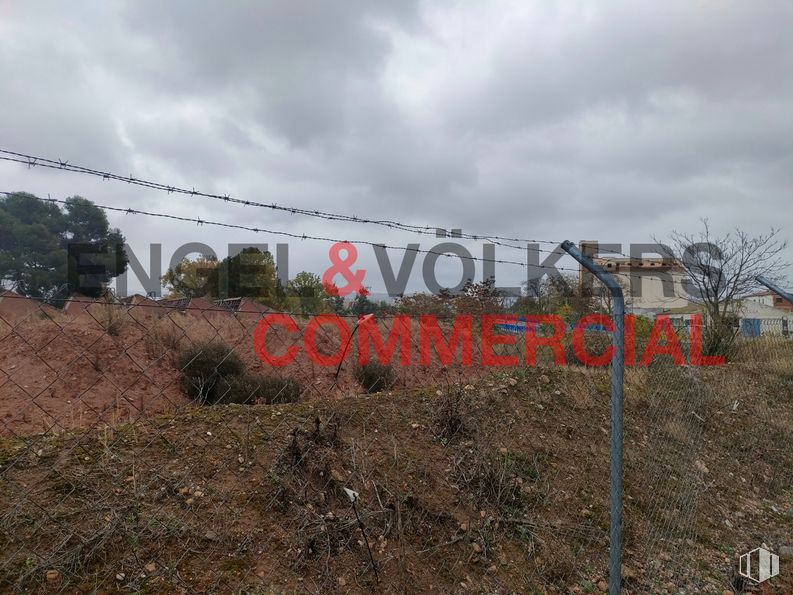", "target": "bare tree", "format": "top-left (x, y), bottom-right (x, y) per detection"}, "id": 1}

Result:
top-left (513, 273), bottom-right (595, 318)
top-left (660, 220), bottom-right (789, 355)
